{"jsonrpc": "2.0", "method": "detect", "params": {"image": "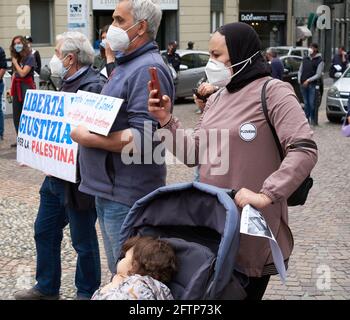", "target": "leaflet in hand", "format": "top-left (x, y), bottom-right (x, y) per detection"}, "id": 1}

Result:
top-left (240, 204), bottom-right (287, 283)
